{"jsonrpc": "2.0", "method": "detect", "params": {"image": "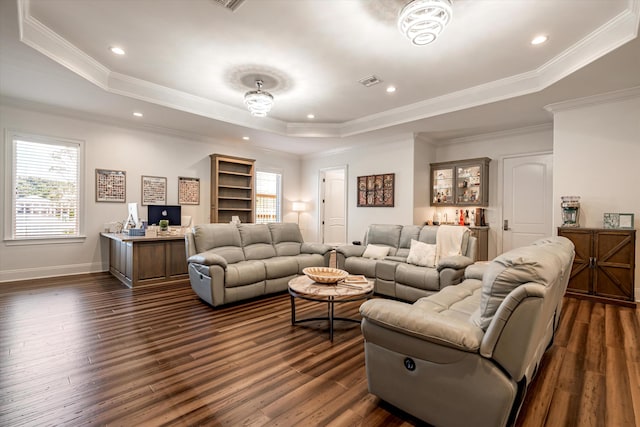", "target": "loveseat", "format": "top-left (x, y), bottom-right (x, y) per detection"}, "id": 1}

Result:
top-left (359, 236), bottom-right (575, 427)
top-left (185, 223), bottom-right (332, 307)
top-left (336, 224), bottom-right (477, 302)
